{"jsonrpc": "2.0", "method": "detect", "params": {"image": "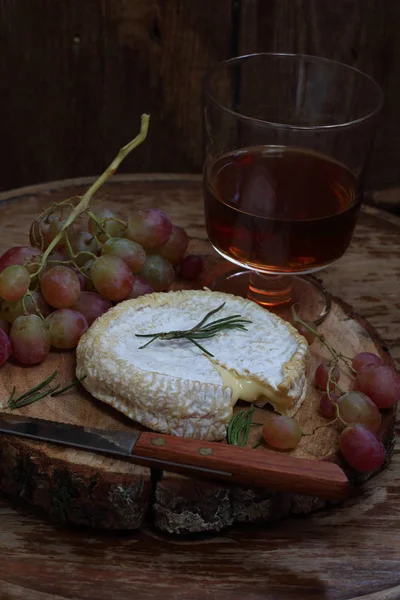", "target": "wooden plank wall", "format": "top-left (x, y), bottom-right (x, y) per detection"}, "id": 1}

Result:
top-left (0, 0), bottom-right (399, 199)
